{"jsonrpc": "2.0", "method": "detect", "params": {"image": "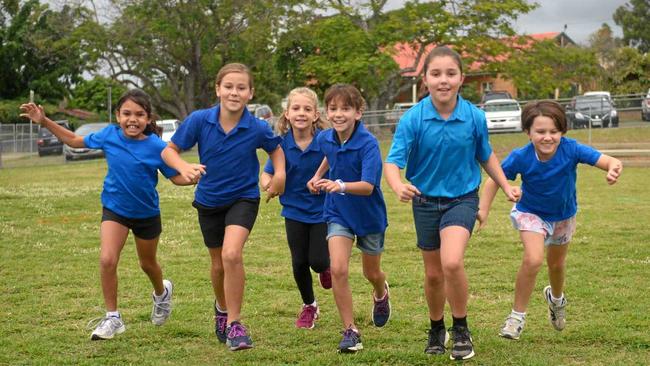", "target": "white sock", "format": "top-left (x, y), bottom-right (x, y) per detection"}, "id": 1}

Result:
top-left (306, 301), bottom-right (317, 307)
top-left (153, 288), bottom-right (167, 301)
top-left (106, 311), bottom-right (120, 318)
top-left (550, 293), bottom-right (565, 305)
top-left (215, 301), bottom-right (227, 314)
top-left (510, 309), bottom-right (526, 320)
